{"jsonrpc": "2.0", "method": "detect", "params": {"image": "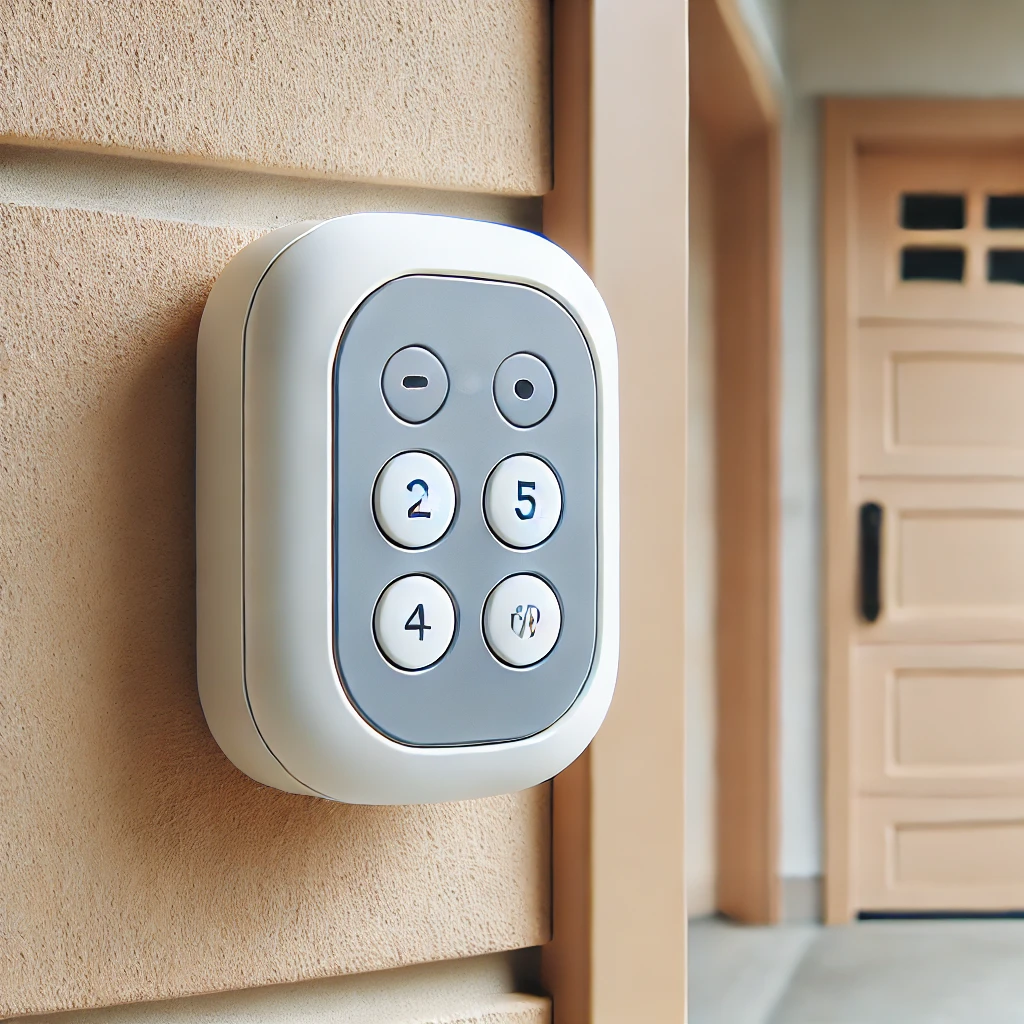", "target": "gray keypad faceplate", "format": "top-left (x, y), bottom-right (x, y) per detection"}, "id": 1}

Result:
top-left (332, 275), bottom-right (598, 746)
